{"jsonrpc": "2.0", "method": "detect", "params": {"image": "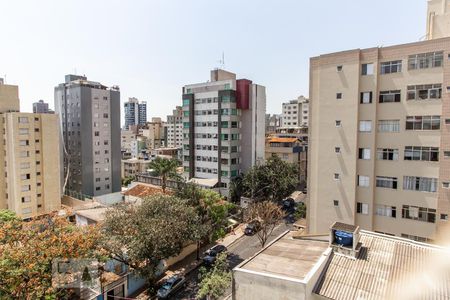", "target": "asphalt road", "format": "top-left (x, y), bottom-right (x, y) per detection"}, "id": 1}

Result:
top-left (170, 221), bottom-right (293, 300)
